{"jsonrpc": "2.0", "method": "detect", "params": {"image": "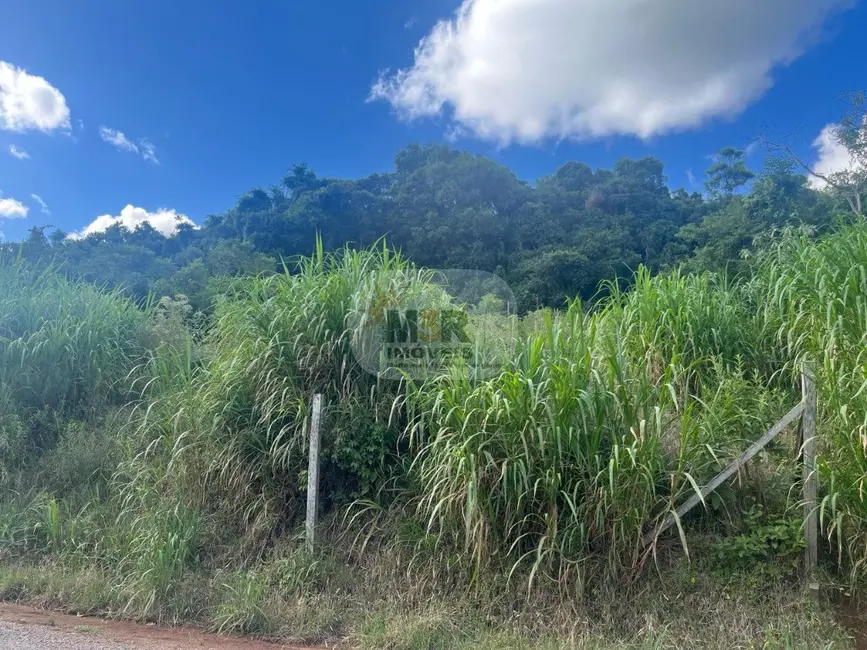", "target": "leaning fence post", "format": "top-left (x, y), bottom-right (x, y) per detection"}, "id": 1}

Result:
top-left (306, 393), bottom-right (323, 553)
top-left (801, 362), bottom-right (818, 595)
